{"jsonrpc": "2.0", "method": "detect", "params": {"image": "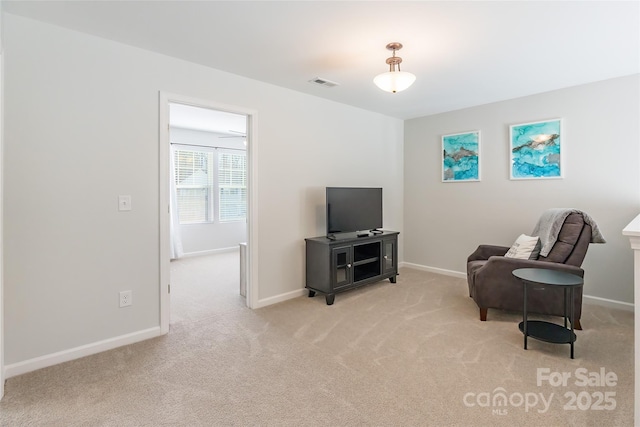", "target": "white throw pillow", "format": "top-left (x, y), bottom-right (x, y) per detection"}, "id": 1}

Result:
top-left (504, 234), bottom-right (541, 260)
